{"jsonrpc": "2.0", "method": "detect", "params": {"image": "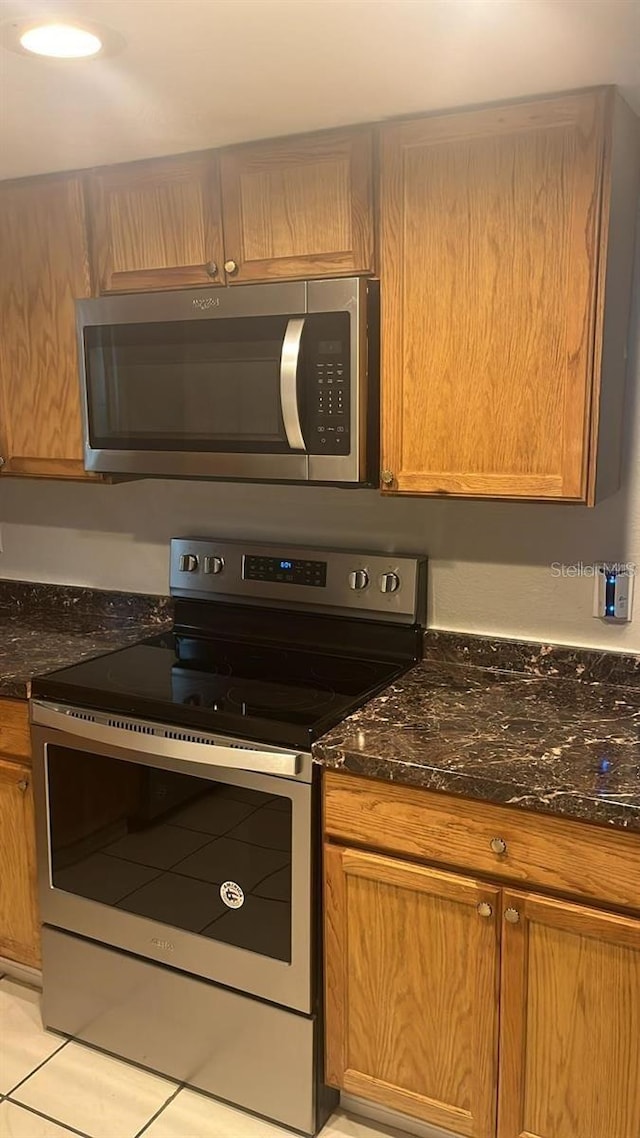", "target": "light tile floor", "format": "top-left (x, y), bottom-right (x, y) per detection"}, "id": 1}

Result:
top-left (0, 976), bottom-right (406, 1138)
